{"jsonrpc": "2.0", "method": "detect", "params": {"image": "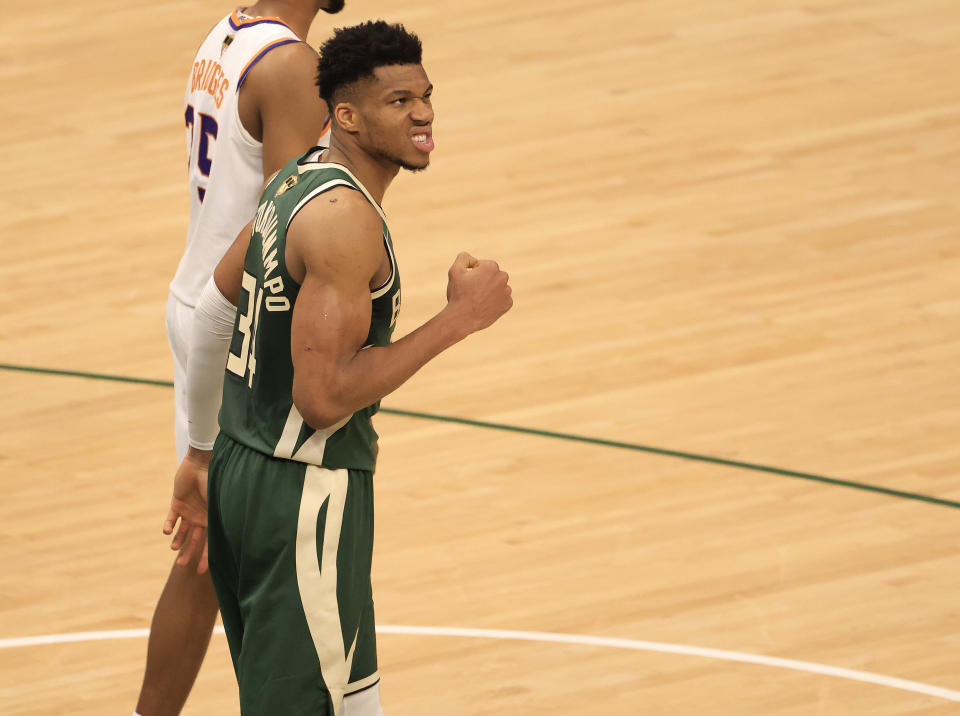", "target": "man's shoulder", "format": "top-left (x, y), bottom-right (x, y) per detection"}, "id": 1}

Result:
top-left (294, 183), bottom-right (379, 231)
top-left (239, 39), bottom-right (320, 131)
top-left (245, 39), bottom-right (317, 85)
top-left (287, 181), bottom-right (380, 247)
top-left (280, 161), bottom-right (373, 210)
top-left (286, 185), bottom-right (383, 284)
